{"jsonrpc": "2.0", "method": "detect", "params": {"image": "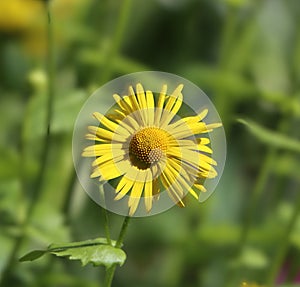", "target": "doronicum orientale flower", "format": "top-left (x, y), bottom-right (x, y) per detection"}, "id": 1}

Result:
top-left (82, 83), bottom-right (221, 216)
